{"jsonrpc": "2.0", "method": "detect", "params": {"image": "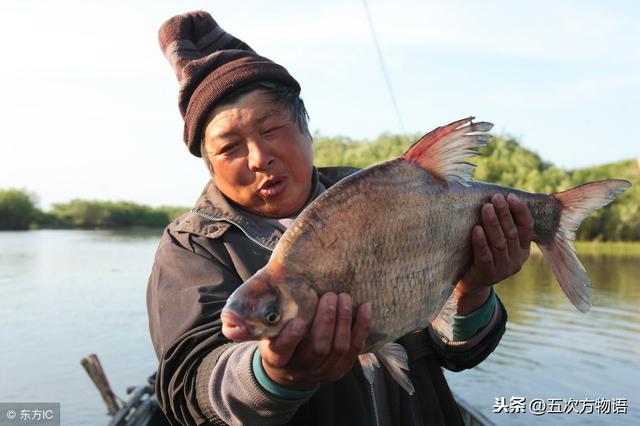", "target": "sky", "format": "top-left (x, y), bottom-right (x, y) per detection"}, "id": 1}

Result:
top-left (1, 0), bottom-right (638, 209)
